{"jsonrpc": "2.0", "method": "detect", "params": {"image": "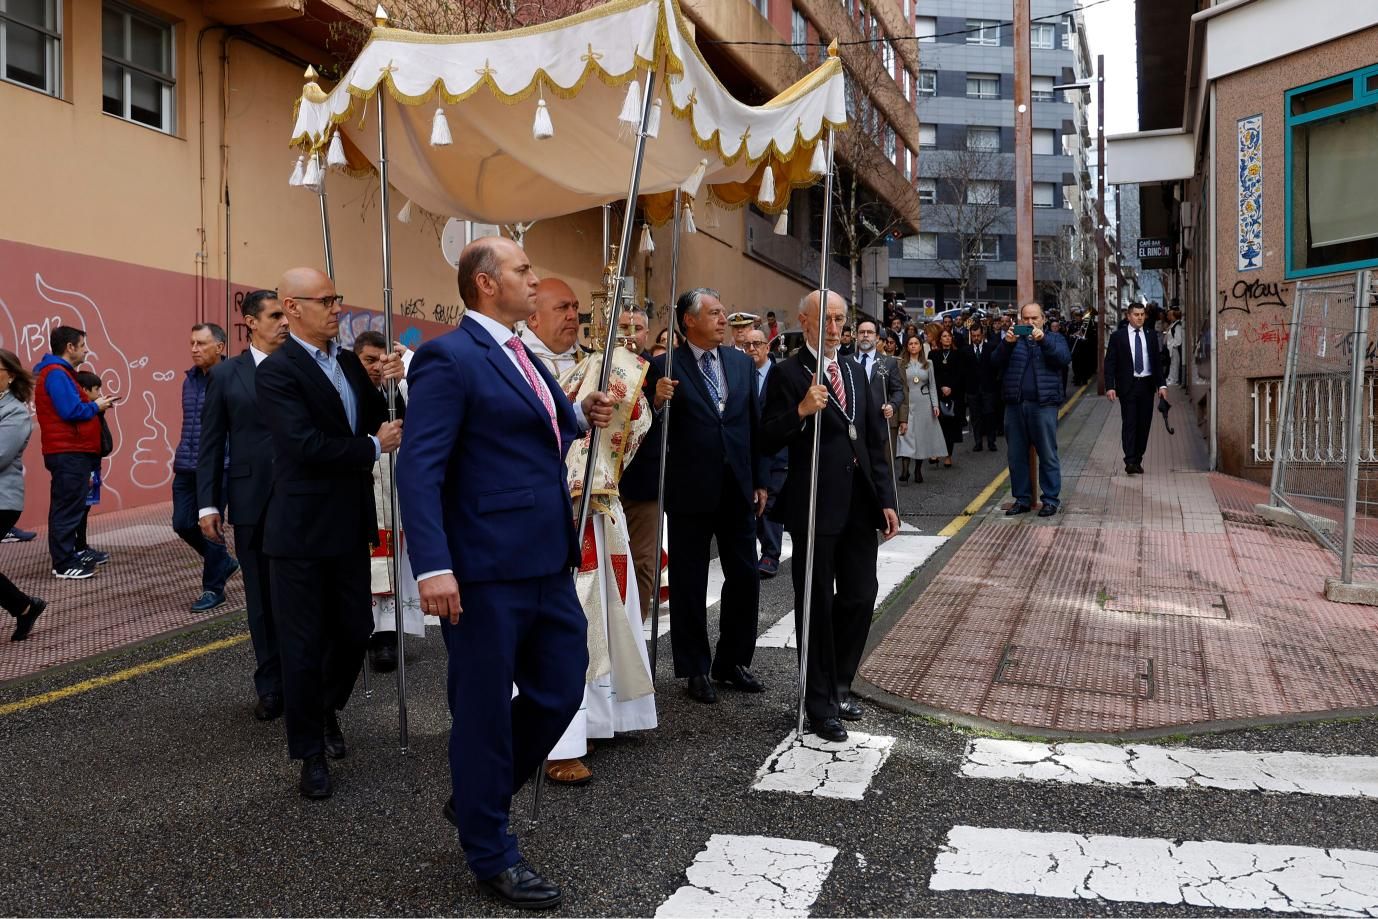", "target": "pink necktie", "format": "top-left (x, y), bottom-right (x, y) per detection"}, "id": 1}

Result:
top-left (506, 336), bottom-right (560, 445)
top-left (826, 360), bottom-right (847, 413)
